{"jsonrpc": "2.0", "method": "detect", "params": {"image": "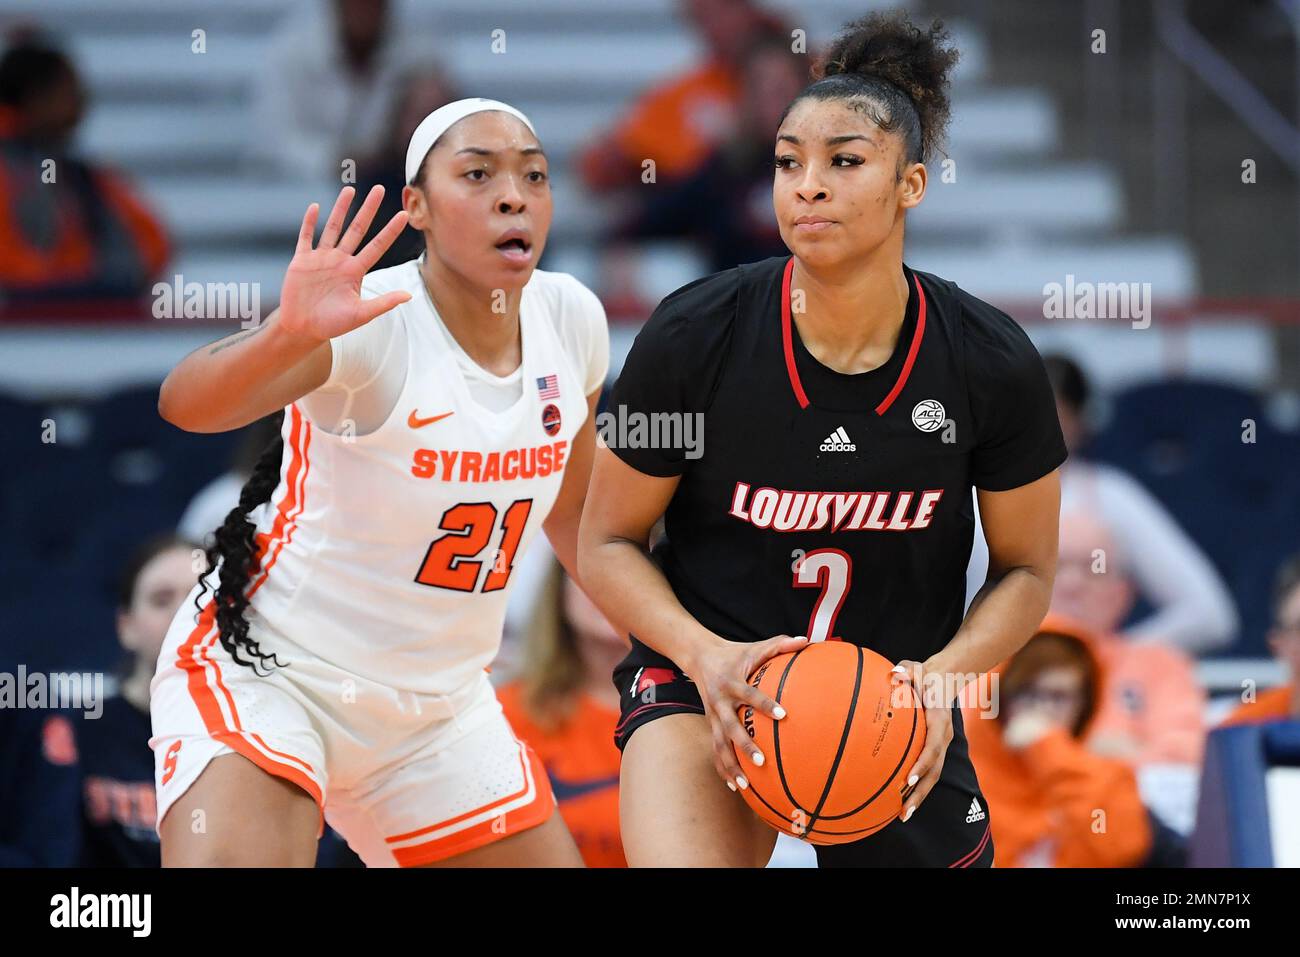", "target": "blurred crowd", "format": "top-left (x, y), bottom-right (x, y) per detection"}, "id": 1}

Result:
top-left (1, 0), bottom-right (1297, 869)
